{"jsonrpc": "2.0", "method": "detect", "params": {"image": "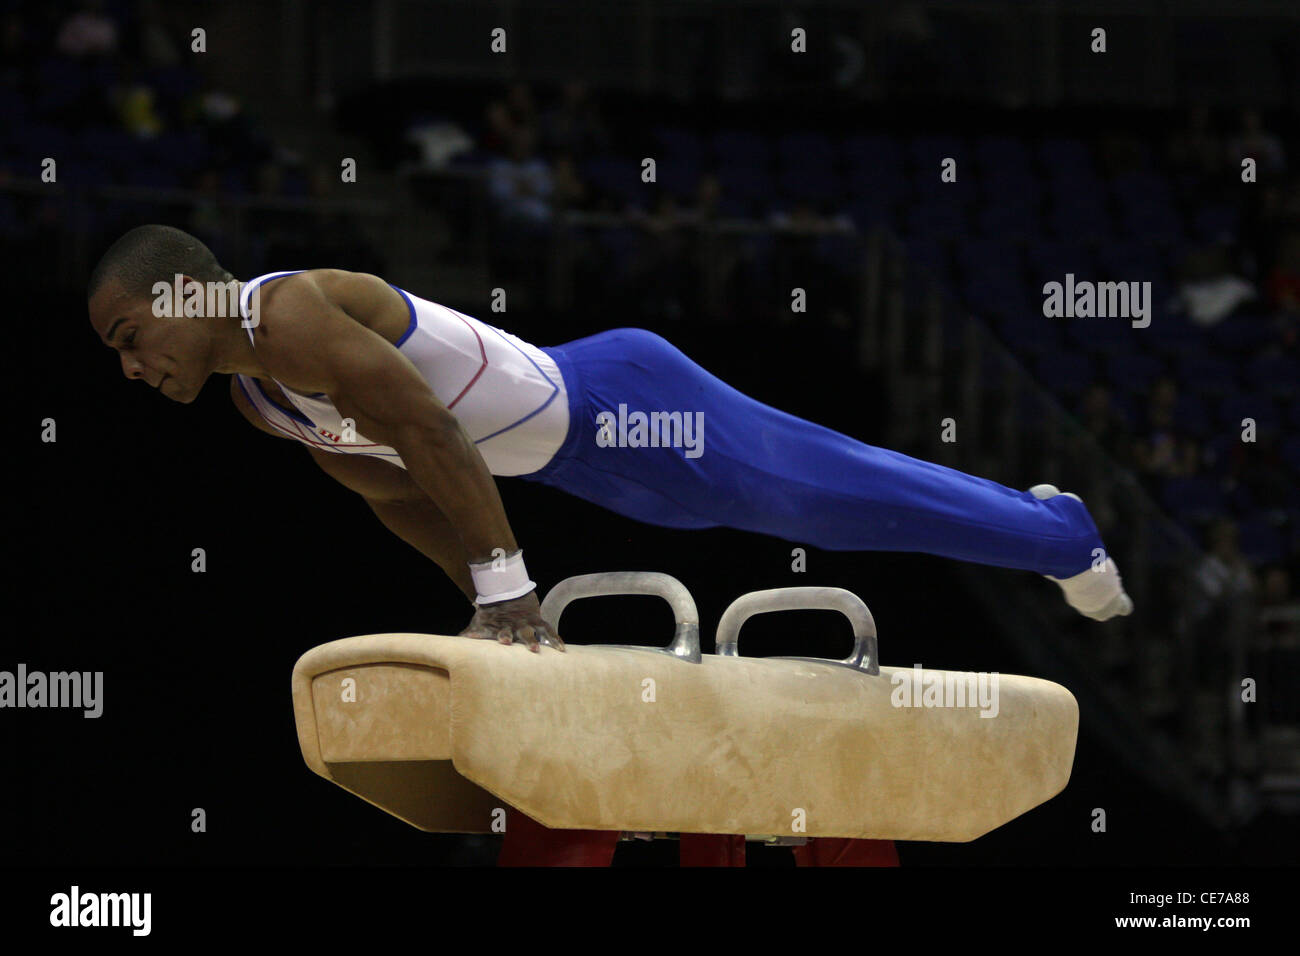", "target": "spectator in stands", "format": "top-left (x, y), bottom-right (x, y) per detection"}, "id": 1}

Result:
top-left (111, 62), bottom-right (163, 138)
top-left (188, 167), bottom-right (228, 254)
top-left (1097, 130), bottom-right (1147, 178)
top-left (767, 201), bottom-right (856, 320)
top-left (880, 3), bottom-right (943, 98)
top-left (483, 81), bottom-right (540, 157)
top-left (1174, 244), bottom-right (1256, 328)
top-left (246, 162), bottom-right (302, 269)
top-left (1080, 383), bottom-right (1135, 464)
top-left (551, 151), bottom-right (590, 212)
top-left (1227, 109), bottom-right (1286, 175)
top-left (190, 72), bottom-right (272, 175)
top-left (1166, 106), bottom-right (1224, 186)
top-left (482, 100), bottom-right (517, 156)
top-left (131, 0), bottom-right (181, 68)
top-left (56, 0), bottom-right (117, 58)
top-left (540, 79), bottom-right (609, 159)
top-left (1238, 429), bottom-right (1293, 512)
top-left (1193, 518), bottom-right (1258, 614)
top-left (1264, 229), bottom-right (1300, 354)
top-left (1266, 230), bottom-right (1300, 315)
top-left (769, 200), bottom-right (853, 235)
top-left (1259, 566), bottom-right (1300, 646)
top-left (487, 127), bottom-right (553, 230)
top-left (505, 81), bottom-right (538, 134)
top-left (303, 163), bottom-right (384, 273)
top-left (1, 10), bottom-right (35, 79)
top-left (1133, 376), bottom-right (1200, 479)
top-left (624, 191), bottom-right (693, 320)
top-left (692, 173), bottom-right (722, 222)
